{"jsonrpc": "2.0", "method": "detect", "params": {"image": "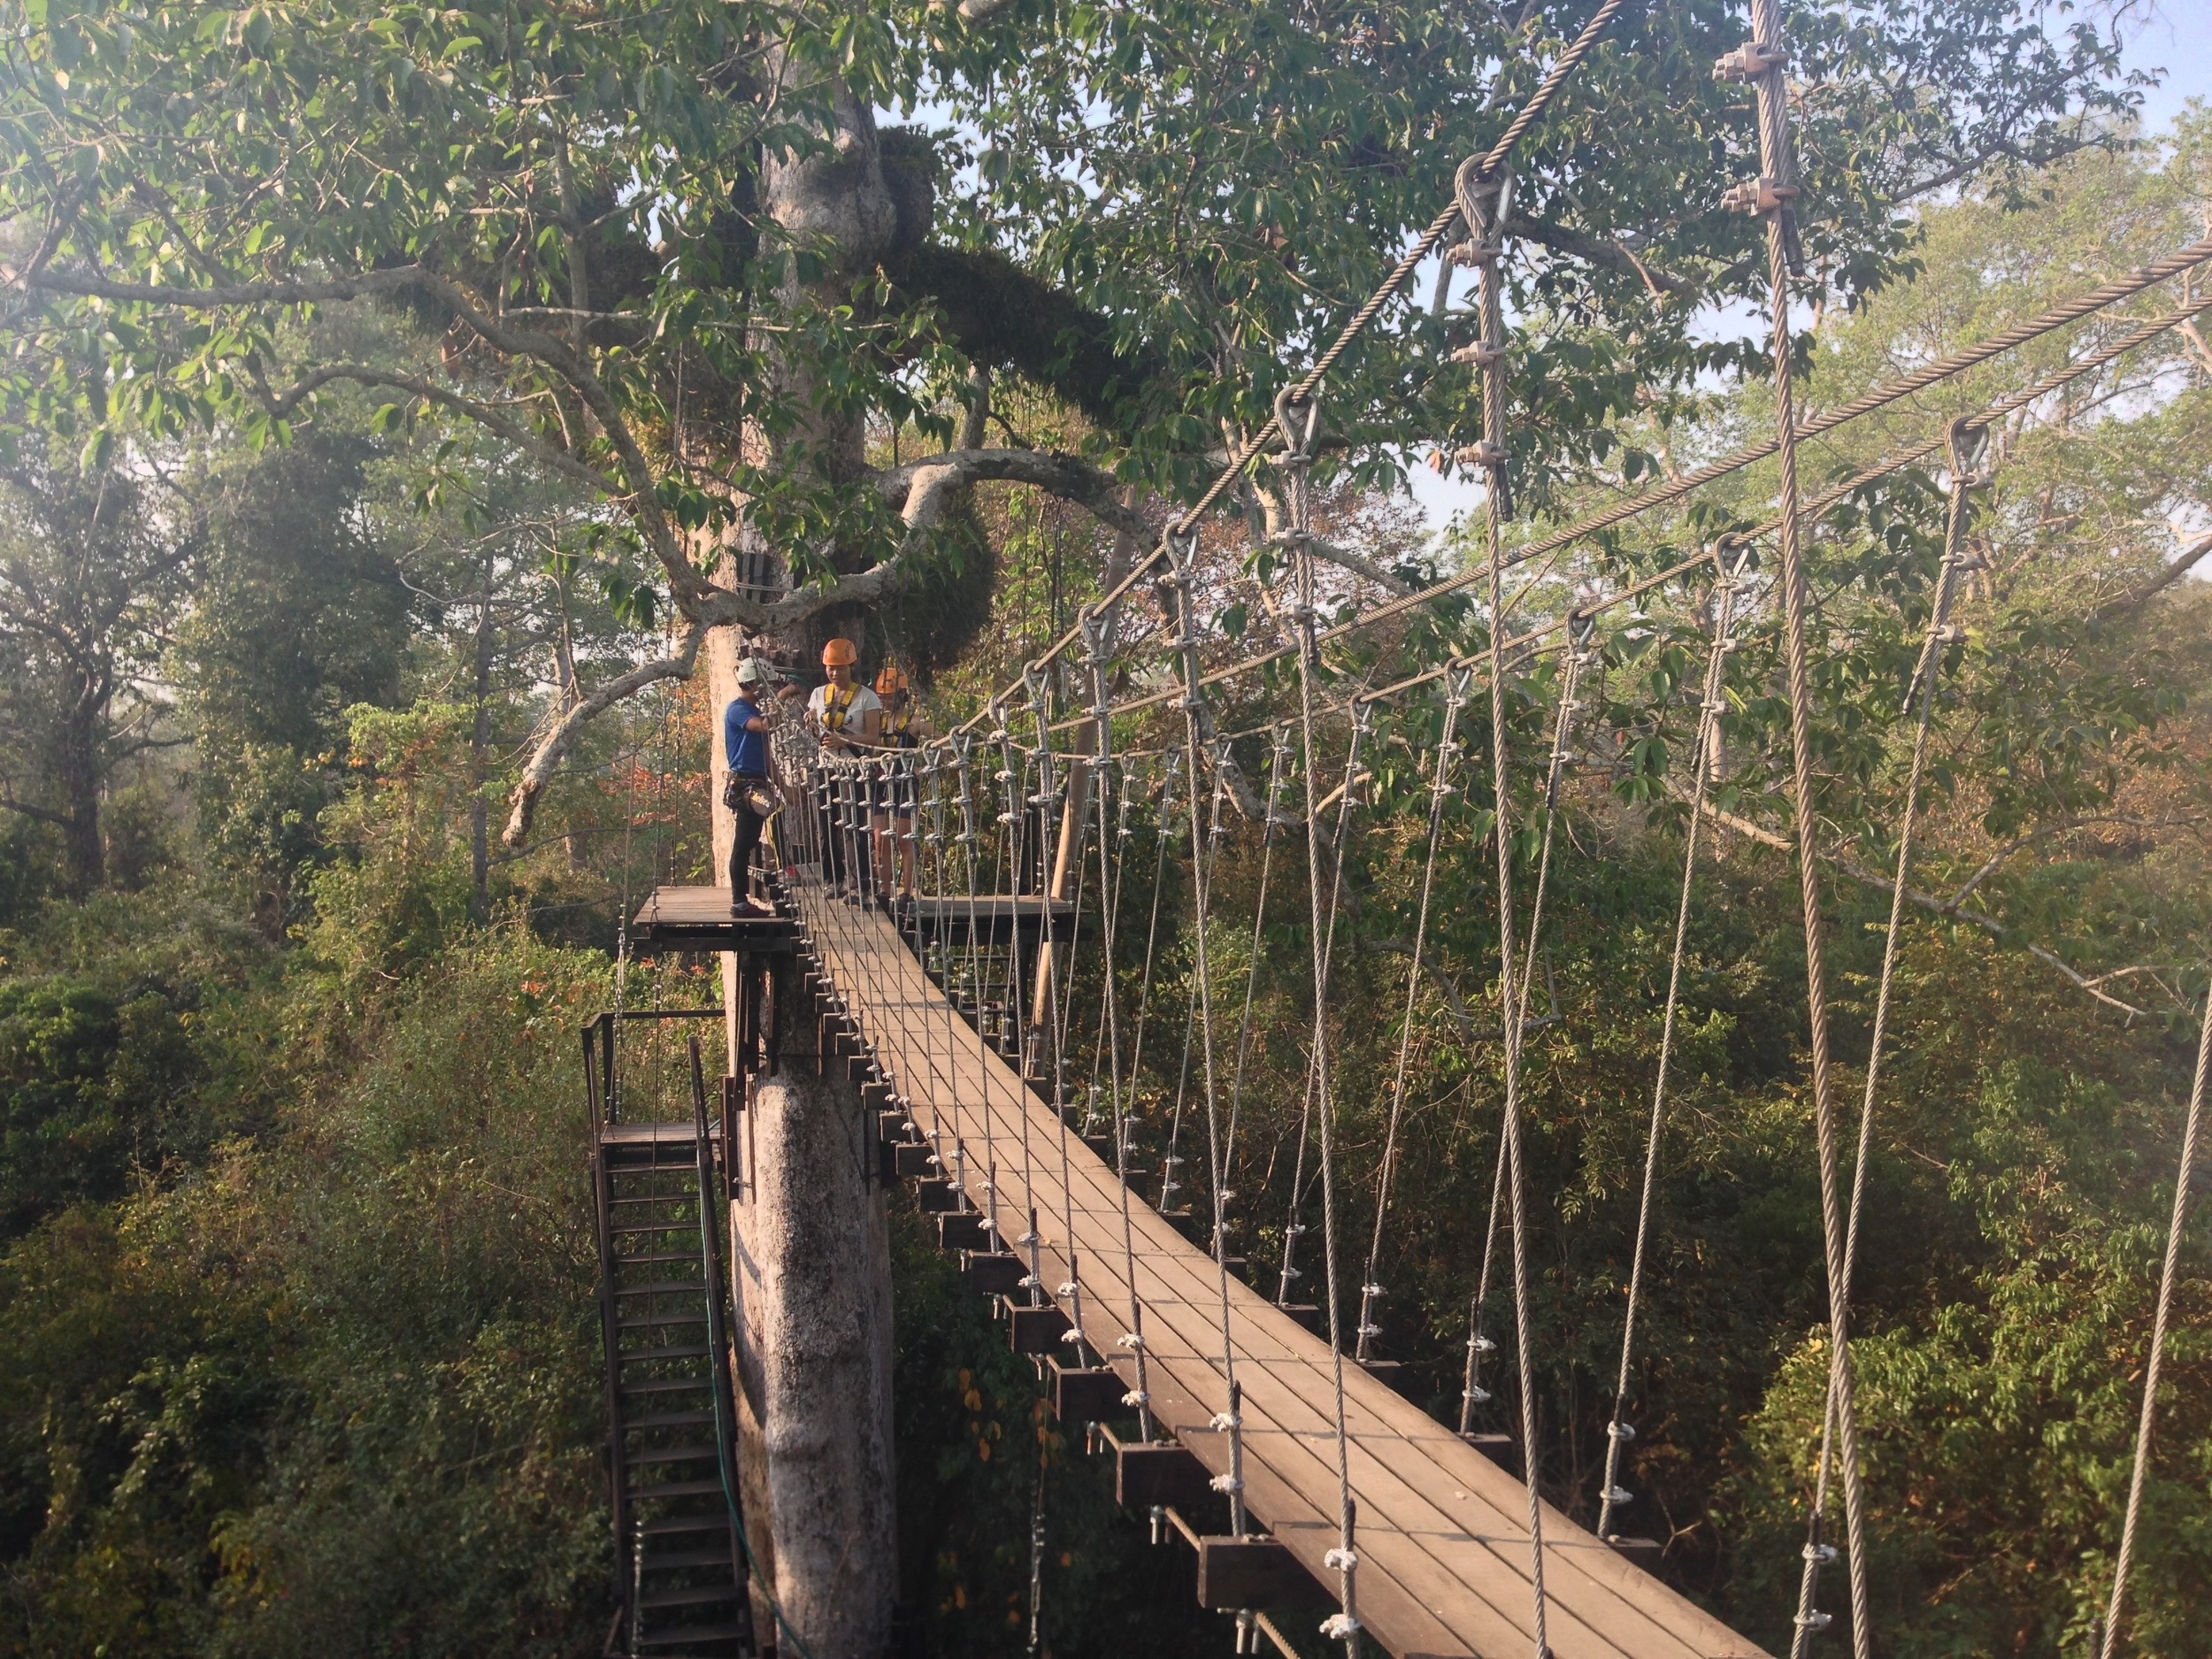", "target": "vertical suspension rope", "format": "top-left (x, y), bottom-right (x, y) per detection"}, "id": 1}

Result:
top-left (1356, 688), bottom-right (1467, 1364)
top-left (1160, 532), bottom-right (1251, 1536)
top-left (1274, 388), bottom-right (1363, 1655)
top-left (2101, 982), bottom-right (2211, 1657)
top-left (1596, 545), bottom-right (1752, 1540)
top-left (1463, 157), bottom-right (1549, 1659)
top-left (1276, 715), bottom-right (1370, 1313)
top-left (1796, 419), bottom-right (1987, 1632)
top-left (1079, 622), bottom-right (1158, 1437)
top-left (1225, 730), bottom-right (1291, 1174)
top-left (1729, 4), bottom-right (1873, 1649)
